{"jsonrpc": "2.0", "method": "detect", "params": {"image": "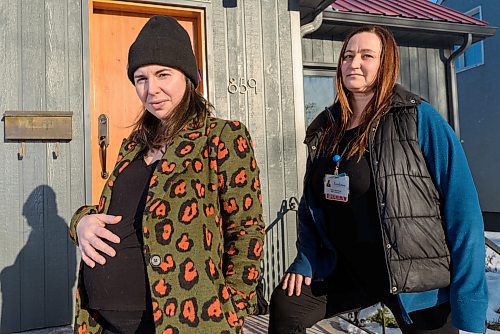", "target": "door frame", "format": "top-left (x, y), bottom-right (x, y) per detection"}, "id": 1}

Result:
top-left (82, 0), bottom-right (212, 203)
